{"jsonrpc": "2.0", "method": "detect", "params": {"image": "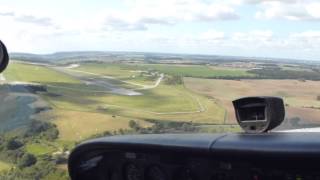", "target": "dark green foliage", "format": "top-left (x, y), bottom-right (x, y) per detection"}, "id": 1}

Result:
top-left (43, 128), bottom-right (59, 141)
top-left (0, 149), bottom-right (24, 164)
top-left (164, 75), bottom-right (183, 85)
top-left (0, 119), bottom-right (64, 178)
top-left (6, 138), bottom-right (23, 150)
top-left (248, 68), bottom-right (320, 80)
top-left (85, 119), bottom-right (198, 140)
top-left (129, 120), bottom-right (140, 131)
top-left (85, 131), bottom-right (112, 140)
top-left (17, 153), bottom-right (37, 168)
top-left (0, 160), bottom-right (68, 180)
top-left (54, 154), bottom-right (68, 164)
top-left (29, 120), bottom-right (51, 134)
top-left (129, 119), bottom-right (198, 134)
top-left (24, 120), bottom-right (59, 140)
